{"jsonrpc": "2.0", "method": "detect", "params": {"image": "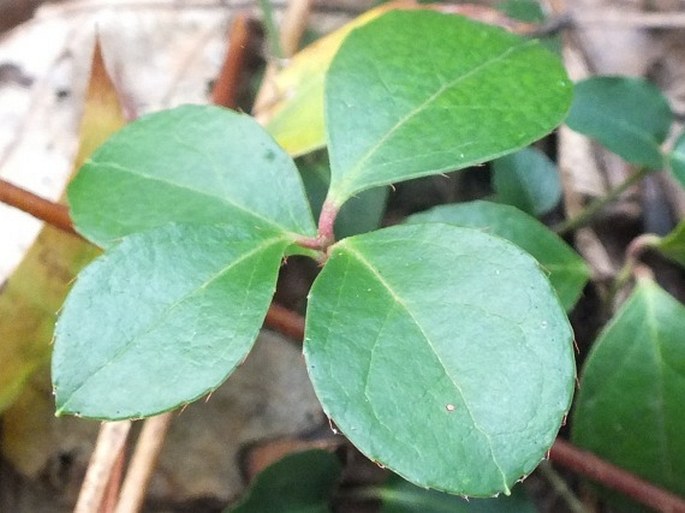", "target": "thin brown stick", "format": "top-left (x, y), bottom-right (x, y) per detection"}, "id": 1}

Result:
top-left (99, 447), bottom-right (126, 513)
top-left (114, 413), bottom-right (173, 513)
top-left (264, 301), bottom-right (305, 341)
top-left (550, 439), bottom-right (685, 513)
top-left (279, 0), bottom-right (313, 57)
top-left (212, 14), bottom-right (260, 109)
top-left (0, 178), bottom-right (80, 237)
top-left (74, 421), bottom-right (132, 513)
